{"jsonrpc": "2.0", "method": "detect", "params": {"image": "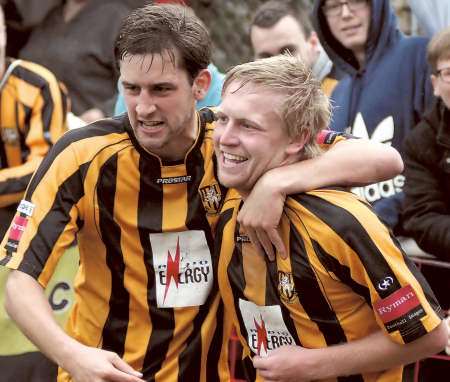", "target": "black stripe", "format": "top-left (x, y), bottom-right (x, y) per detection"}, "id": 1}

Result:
top-left (205, 298), bottom-right (224, 382)
top-left (98, 154), bottom-right (129, 357)
top-left (389, 233), bottom-right (442, 316)
top-left (13, 65), bottom-right (53, 142)
top-left (0, 173), bottom-right (32, 195)
top-left (60, 83), bottom-right (68, 124)
top-left (185, 117), bottom-right (213, 244)
top-left (289, 223), bottom-right (364, 382)
top-left (242, 356), bottom-right (257, 382)
top-left (312, 239), bottom-right (372, 306)
top-left (18, 162), bottom-right (88, 277)
top-left (178, 118), bottom-right (223, 379)
top-left (22, 104), bottom-right (32, 137)
top-left (25, 117), bottom-right (128, 199)
top-left (39, 83), bottom-right (53, 143)
top-left (178, 293), bottom-right (220, 382)
top-left (289, 222), bottom-right (349, 345)
top-left (265, 260), bottom-right (303, 347)
top-left (294, 194), bottom-right (402, 299)
top-left (139, 155), bottom-right (174, 381)
top-left (212, 152), bottom-right (228, 211)
top-left (0, 91), bottom-right (6, 169)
